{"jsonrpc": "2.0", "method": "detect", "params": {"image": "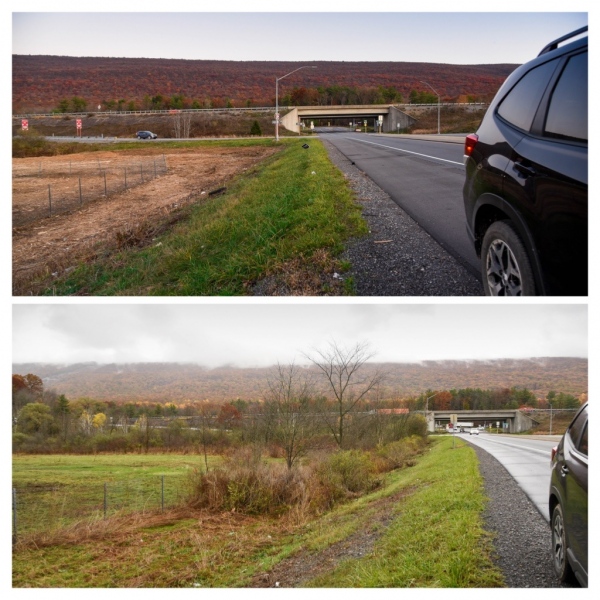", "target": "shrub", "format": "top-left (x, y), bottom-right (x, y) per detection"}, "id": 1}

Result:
top-left (250, 120), bottom-right (262, 136)
top-left (315, 449), bottom-right (379, 499)
top-left (377, 435), bottom-right (428, 470)
top-left (188, 460), bottom-right (309, 515)
top-left (12, 433), bottom-right (30, 452)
